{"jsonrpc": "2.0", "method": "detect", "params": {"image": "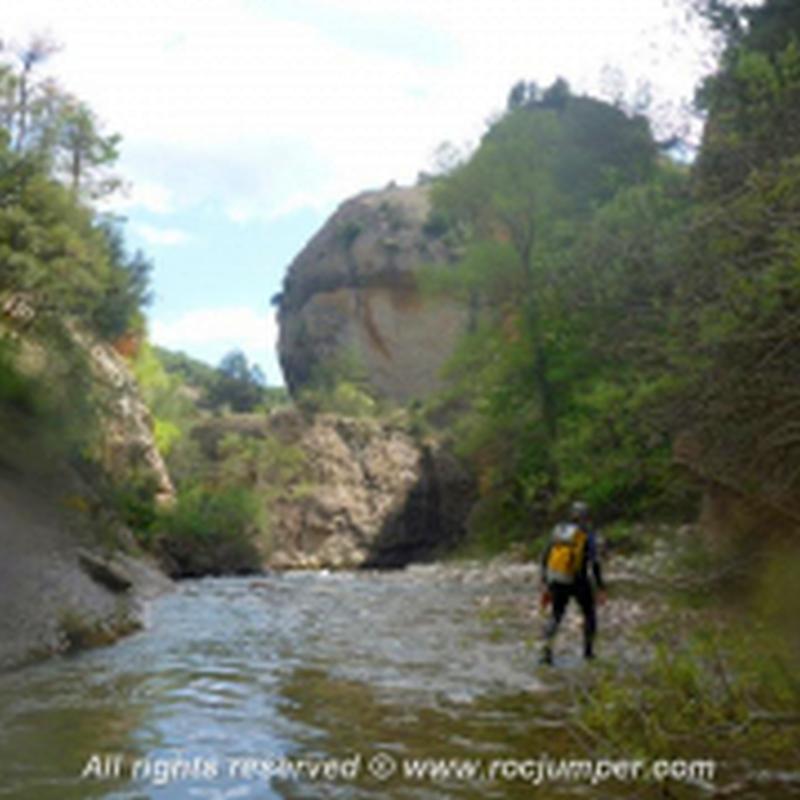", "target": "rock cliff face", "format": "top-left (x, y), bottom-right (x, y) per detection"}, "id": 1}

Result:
top-left (277, 183), bottom-right (469, 403)
top-left (83, 335), bottom-right (175, 505)
top-left (194, 409), bottom-right (475, 570)
top-left (266, 411), bottom-right (474, 568)
top-left (0, 324), bottom-right (175, 669)
top-left (0, 471), bottom-right (172, 670)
